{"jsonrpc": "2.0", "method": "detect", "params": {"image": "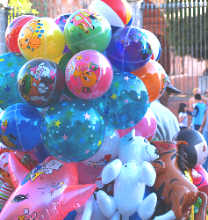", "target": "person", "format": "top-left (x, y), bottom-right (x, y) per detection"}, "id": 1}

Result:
top-left (188, 88), bottom-right (201, 112)
top-left (191, 93), bottom-right (206, 131)
top-left (150, 79), bottom-right (181, 141)
top-left (178, 103), bottom-right (188, 130)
